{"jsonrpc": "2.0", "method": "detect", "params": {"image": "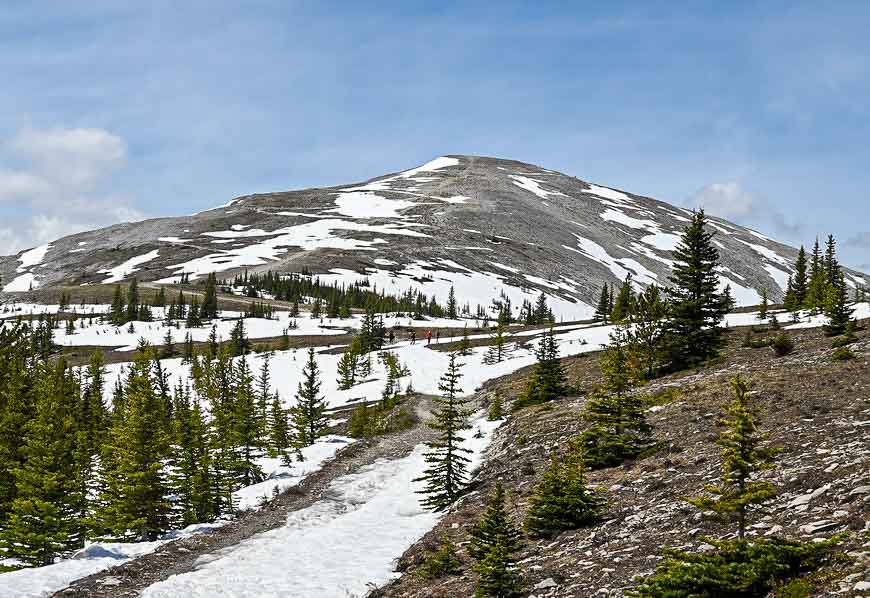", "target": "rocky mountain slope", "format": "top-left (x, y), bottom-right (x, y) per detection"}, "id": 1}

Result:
top-left (4, 155), bottom-right (859, 319)
top-left (374, 322), bottom-right (870, 597)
